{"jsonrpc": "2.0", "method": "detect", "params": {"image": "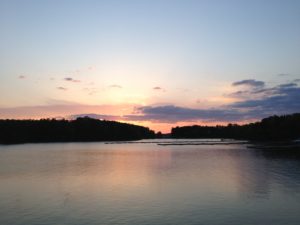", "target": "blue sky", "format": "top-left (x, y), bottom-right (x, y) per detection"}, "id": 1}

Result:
top-left (1, 0), bottom-right (300, 131)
